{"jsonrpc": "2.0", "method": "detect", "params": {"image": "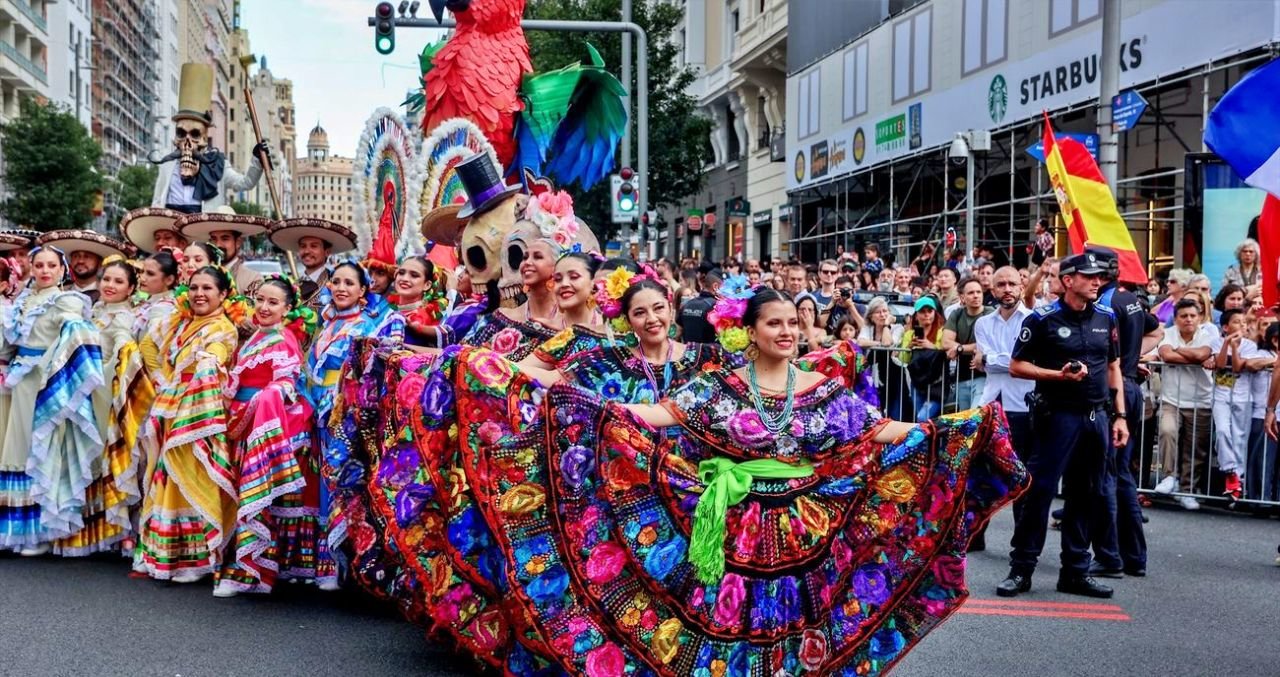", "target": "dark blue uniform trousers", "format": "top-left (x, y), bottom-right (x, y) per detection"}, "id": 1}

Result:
top-left (1091, 379), bottom-right (1147, 570)
top-left (1009, 408), bottom-right (1116, 578)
